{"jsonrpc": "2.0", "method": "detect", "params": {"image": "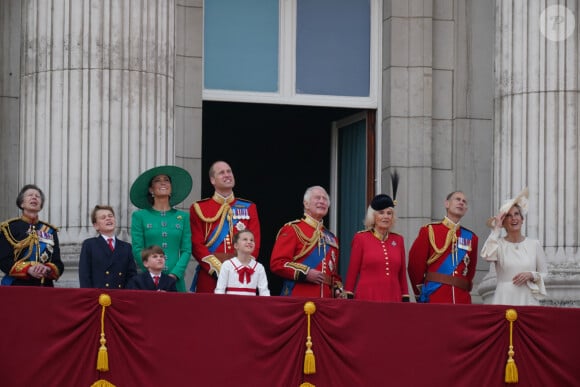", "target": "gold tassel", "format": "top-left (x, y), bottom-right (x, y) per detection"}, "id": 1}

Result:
top-left (97, 294), bottom-right (112, 372)
top-left (505, 309), bottom-right (519, 383)
top-left (91, 379), bottom-right (116, 387)
top-left (303, 301), bottom-right (316, 375)
top-left (299, 383), bottom-right (315, 387)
